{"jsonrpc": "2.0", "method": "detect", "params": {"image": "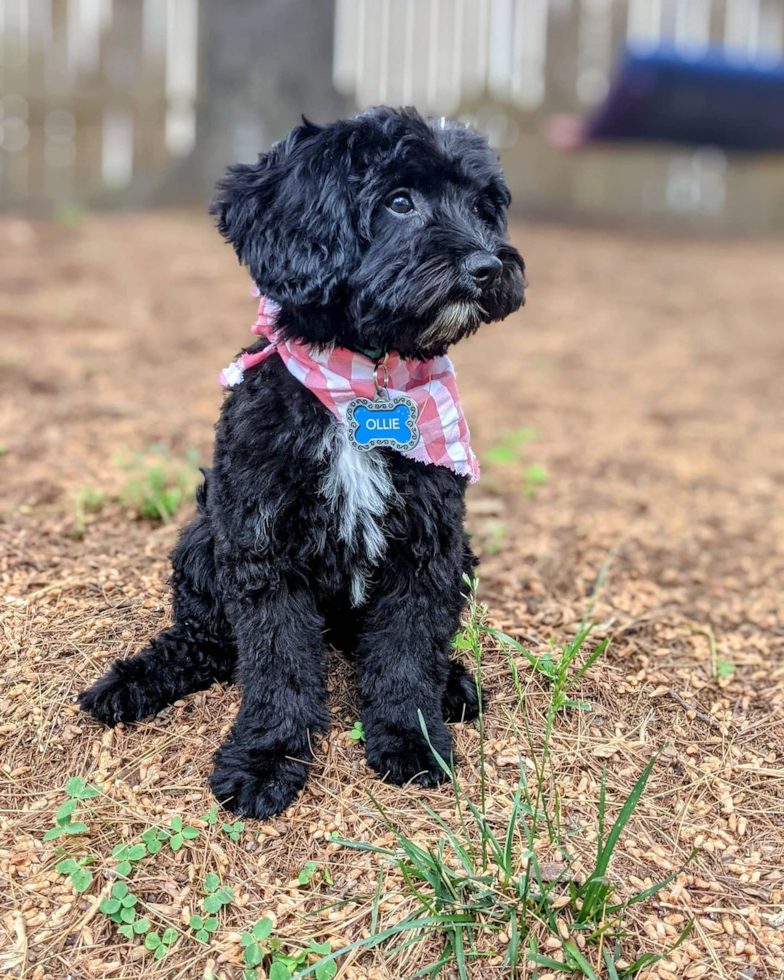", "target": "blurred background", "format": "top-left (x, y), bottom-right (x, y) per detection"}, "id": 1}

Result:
top-left (1, 0), bottom-right (783, 231)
